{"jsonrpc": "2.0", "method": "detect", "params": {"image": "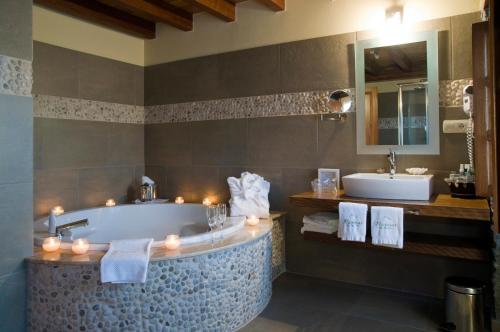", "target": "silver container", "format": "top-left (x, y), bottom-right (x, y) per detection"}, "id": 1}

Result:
top-left (445, 277), bottom-right (485, 332)
top-left (139, 184), bottom-right (157, 202)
